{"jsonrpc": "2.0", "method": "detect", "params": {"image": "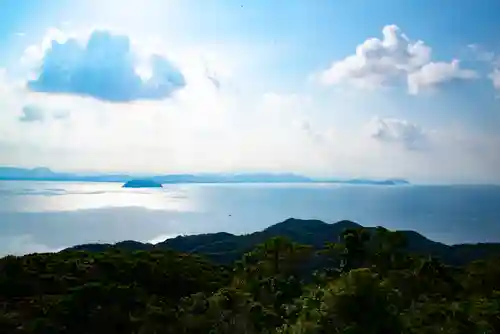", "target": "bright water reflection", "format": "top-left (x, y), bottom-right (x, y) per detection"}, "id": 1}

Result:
top-left (0, 181), bottom-right (196, 212)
